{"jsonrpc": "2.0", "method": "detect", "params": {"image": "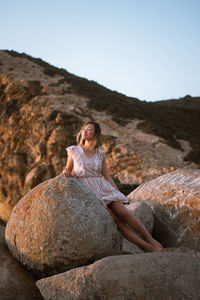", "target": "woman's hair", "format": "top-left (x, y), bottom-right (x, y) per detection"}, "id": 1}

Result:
top-left (76, 121), bottom-right (102, 149)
